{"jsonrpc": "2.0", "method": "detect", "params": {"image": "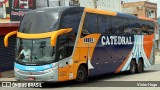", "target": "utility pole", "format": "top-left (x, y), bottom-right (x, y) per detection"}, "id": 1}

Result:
top-left (93, 0), bottom-right (97, 8)
top-left (47, 0), bottom-right (49, 7)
